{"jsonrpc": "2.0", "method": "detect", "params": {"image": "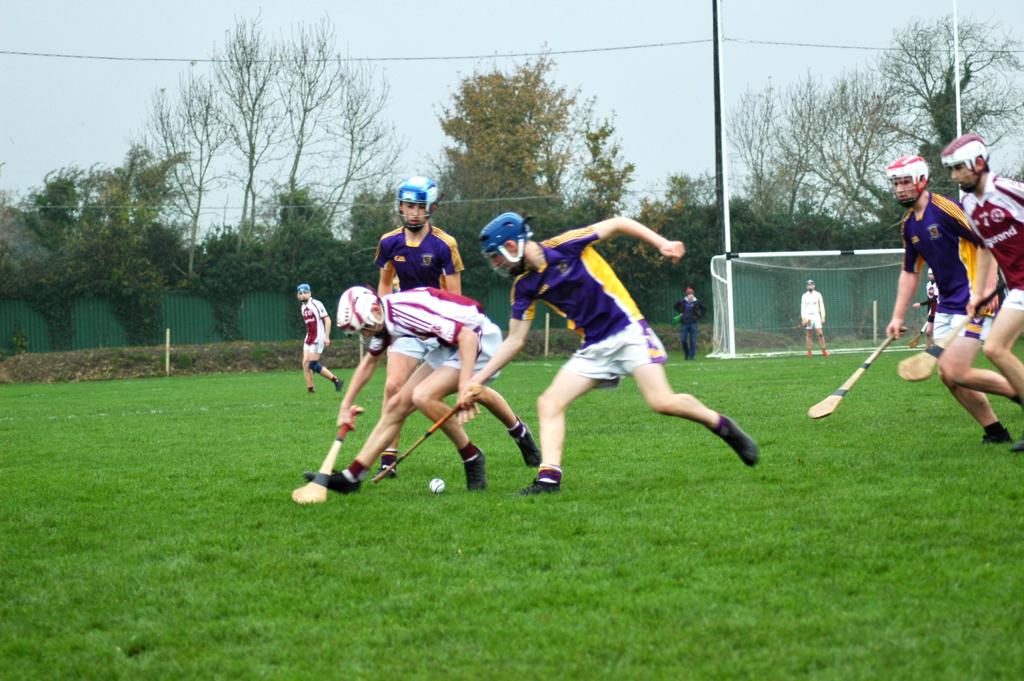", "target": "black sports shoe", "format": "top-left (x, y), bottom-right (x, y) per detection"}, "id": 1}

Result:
top-left (719, 417), bottom-right (759, 466)
top-left (1011, 439), bottom-right (1024, 453)
top-left (464, 452), bottom-right (487, 491)
top-left (981, 431), bottom-right (1012, 444)
top-left (302, 470), bottom-right (361, 494)
top-left (513, 425), bottom-right (541, 467)
top-left (333, 378), bottom-right (344, 393)
top-left (519, 478), bottom-right (561, 495)
top-left (377, 463), bottom-right (398, 479)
